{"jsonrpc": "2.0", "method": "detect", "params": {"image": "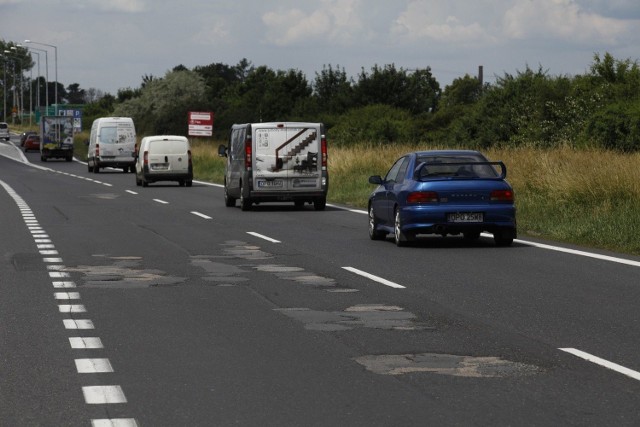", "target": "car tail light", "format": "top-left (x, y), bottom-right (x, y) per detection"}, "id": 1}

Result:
top-left (245, 135), bottom-right (252, 170)
top-left (407, 191), bottom-right (439, 204)
top-left (321, 136), bottom-right (327, 170)
top-left (491, 190), bottom-right (514, 201)
top-left (143, 151), bottom-right (149, 165)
